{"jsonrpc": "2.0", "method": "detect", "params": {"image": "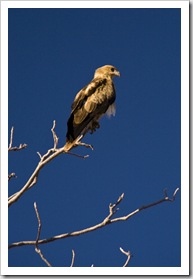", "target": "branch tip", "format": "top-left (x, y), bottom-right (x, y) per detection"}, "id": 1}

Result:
top-left (51, 120), bottom-right (56, 130)
top-left (173, 187), bottom-right (180, 198)
top-left (66, 151), bottom-right (90, 159)
top-left (120, 247), bottom-right (132, 267)
top-left (8, 172), bottom-right (17, 181)
top-left (37, 151), bottom-right (42, 159)
top-left (163, 187), bottom-right (179, 202)
top-left (118, 193), bottom-right (124, 201)
top-left (9, 126), bottom-right (14, 149)
top-left (34, 202), bottom-right (52, 267)
top-left (51, 120), bottom-right (59, 149)
top-left (84, 155), bottom-right (89, 159)
top-left (70, 249), bottom-right (75, 267)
